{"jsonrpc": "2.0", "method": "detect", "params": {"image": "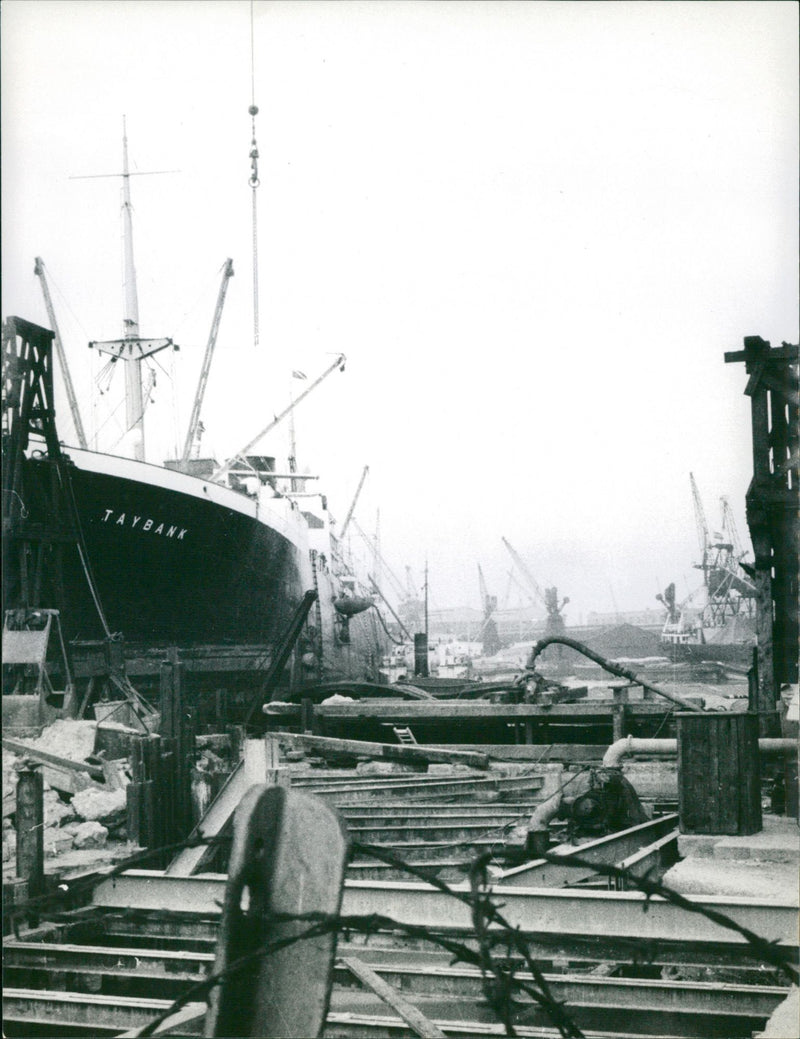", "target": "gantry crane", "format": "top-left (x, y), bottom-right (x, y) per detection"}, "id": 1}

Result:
top-left (181, 259), bottom-right (234, 462)
top-left (688, 474), bottom-right (755, 626)
top-left (34, 257), bottom-right (88, 449)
